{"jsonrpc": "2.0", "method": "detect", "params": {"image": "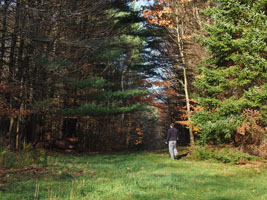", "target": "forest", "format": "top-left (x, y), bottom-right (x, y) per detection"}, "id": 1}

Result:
top-left (0, 0), bottom-right (266, 199)
top-left (1, 0), bottom-right (266, 156)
